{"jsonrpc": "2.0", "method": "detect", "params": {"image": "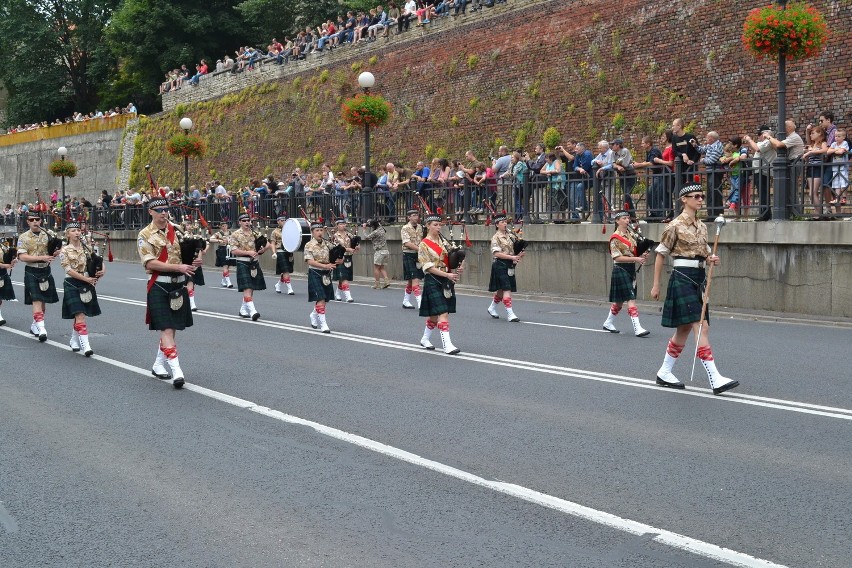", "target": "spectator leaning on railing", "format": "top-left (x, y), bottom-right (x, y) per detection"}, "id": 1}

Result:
top-left (694, 130), bottom-right (724, 217)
